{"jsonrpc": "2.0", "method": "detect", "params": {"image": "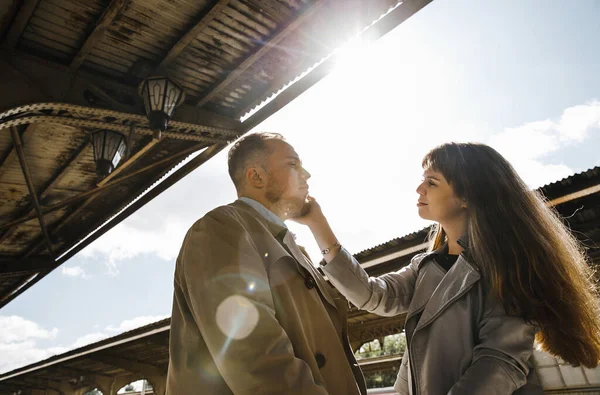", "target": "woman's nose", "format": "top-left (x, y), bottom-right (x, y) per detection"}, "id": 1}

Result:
top-left (416, 182), bottom-right (425, 195)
